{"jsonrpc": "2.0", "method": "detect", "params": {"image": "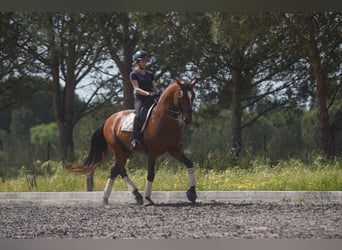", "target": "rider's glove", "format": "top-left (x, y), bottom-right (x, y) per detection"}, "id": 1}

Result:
top-left (149, 92), bottom-right (157, 98)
